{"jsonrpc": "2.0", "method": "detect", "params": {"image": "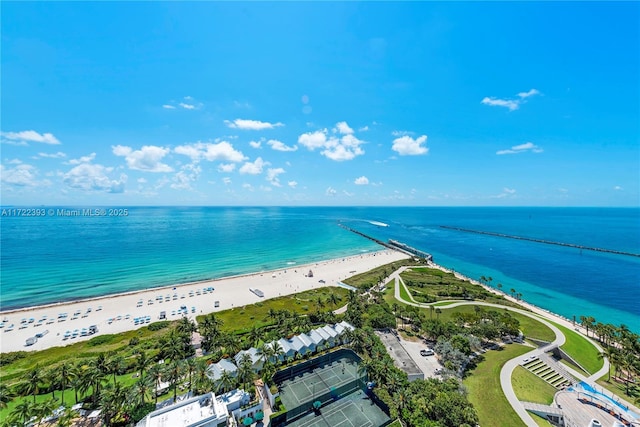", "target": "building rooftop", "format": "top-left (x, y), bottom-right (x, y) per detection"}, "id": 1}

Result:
top-left (140, 393), bottom-right (227, 427)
